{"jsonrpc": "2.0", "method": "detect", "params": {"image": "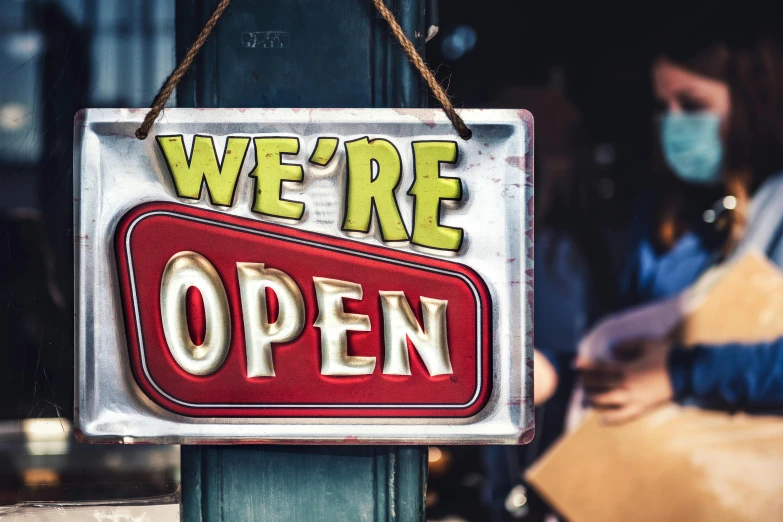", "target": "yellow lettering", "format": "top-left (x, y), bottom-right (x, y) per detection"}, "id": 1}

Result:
top-left (157, 135), bottom-right (250, 206)
top-left (343, 137), bottom-right (408, 241)
top-left (309, 137), bottom-right (339, 166)
top-left (250, 137), bottom-right (305, 220)
top-left (408, 141), bottom-right (463, 251)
